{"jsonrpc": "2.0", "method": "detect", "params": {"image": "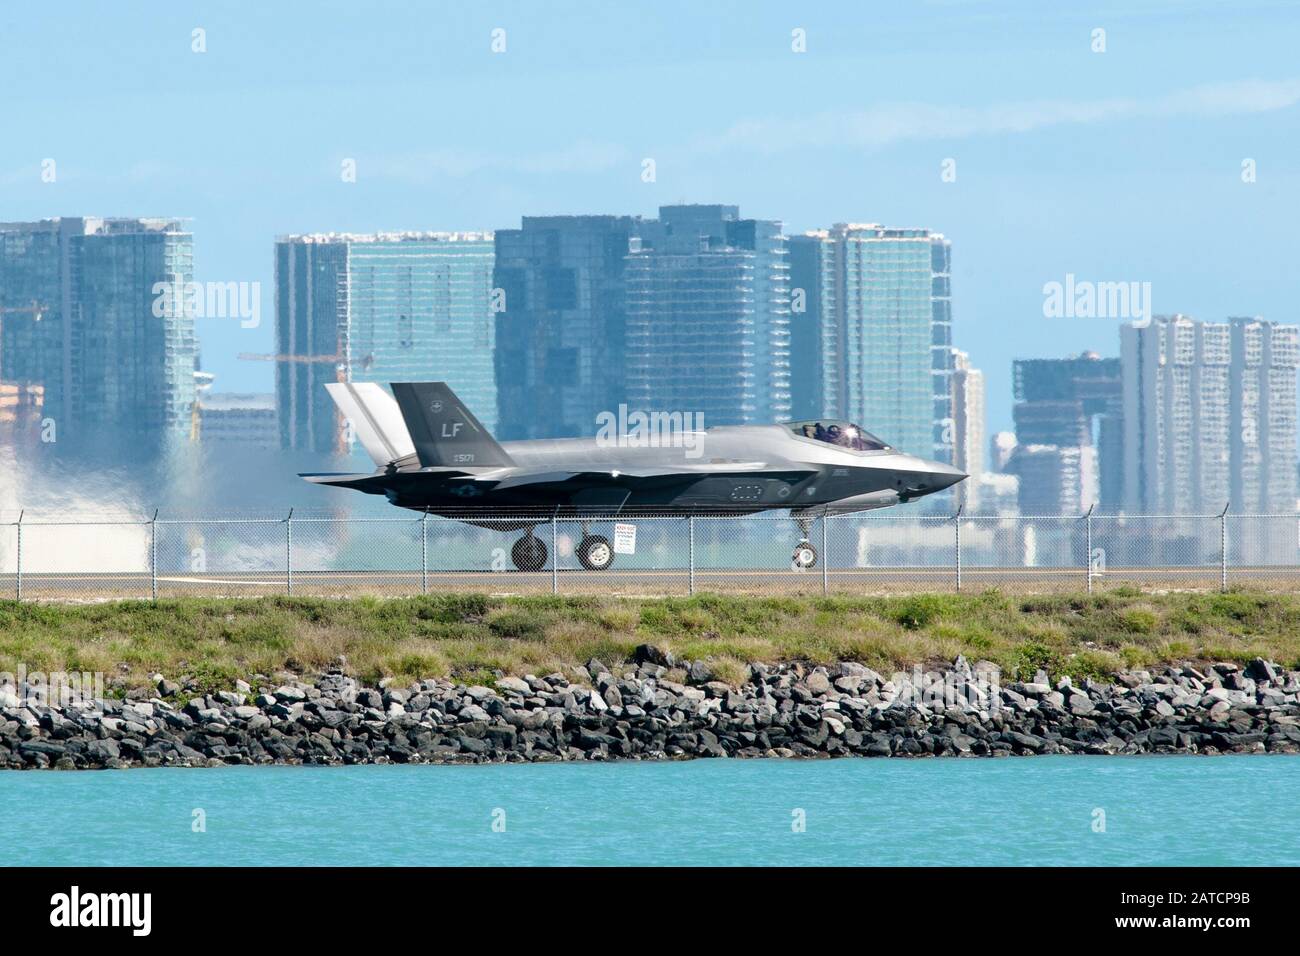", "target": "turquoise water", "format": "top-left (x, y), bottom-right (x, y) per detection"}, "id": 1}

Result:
top-left (3, 756), bottom-right (1297, 866)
